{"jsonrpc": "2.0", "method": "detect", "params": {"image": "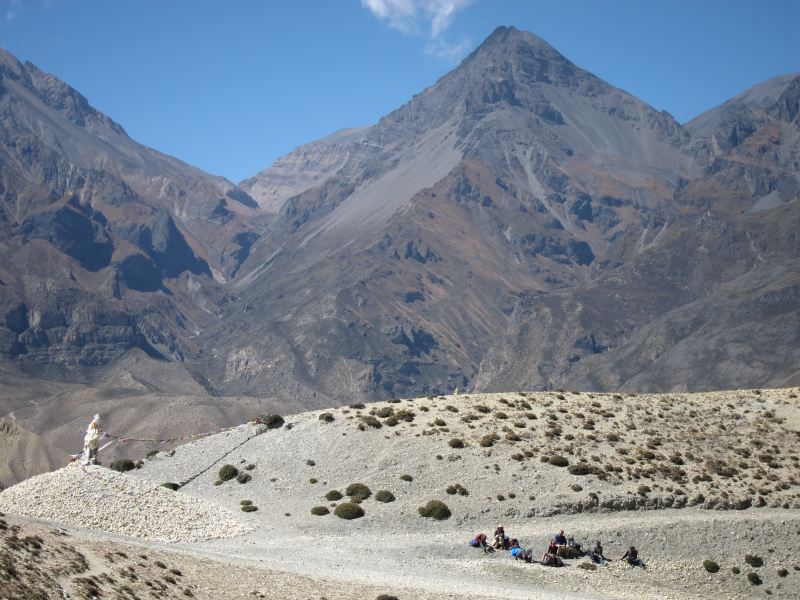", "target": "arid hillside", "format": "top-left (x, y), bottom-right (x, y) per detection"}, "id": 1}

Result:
top-left (1, 388), bottom-right (798, 599)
